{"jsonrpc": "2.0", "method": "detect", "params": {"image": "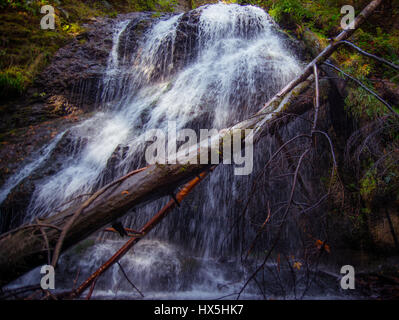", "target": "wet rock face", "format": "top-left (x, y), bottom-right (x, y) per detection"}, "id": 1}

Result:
top-left (117, 18), bottom-right (153, 66)
top-left (31, 7), bottom-right (304, 116)
top-left (0, 7), bottom-right (307, 234)
top-left (35, 10), bottom-right (203, 106)
top-left (172, 10), bottom-right (201, 70)
top-left (35, 13), bottom-right (148, 112)
top-left (0, 13), bottom-right (156, 136)
top-left (0, 179), bottom-right (35, 233)
top-left (0, 14), bottom-right (144, 232)
top-left (116, 11), bottom-right (201, 83)
top-left (0, 128), bottom-right (88, 232)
